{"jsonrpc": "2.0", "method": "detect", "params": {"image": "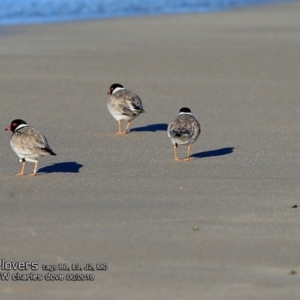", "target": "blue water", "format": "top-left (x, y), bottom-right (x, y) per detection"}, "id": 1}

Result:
top-left (0, 0), bottom-right (290, 25)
